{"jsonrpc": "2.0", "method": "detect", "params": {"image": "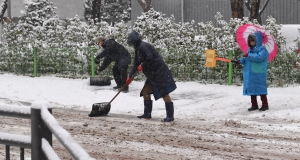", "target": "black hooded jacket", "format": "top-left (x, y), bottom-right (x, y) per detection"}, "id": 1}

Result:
top-left (127, 30), bottom-right (177, 100)
top-left (96, 39), bottom-right (131, 71)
